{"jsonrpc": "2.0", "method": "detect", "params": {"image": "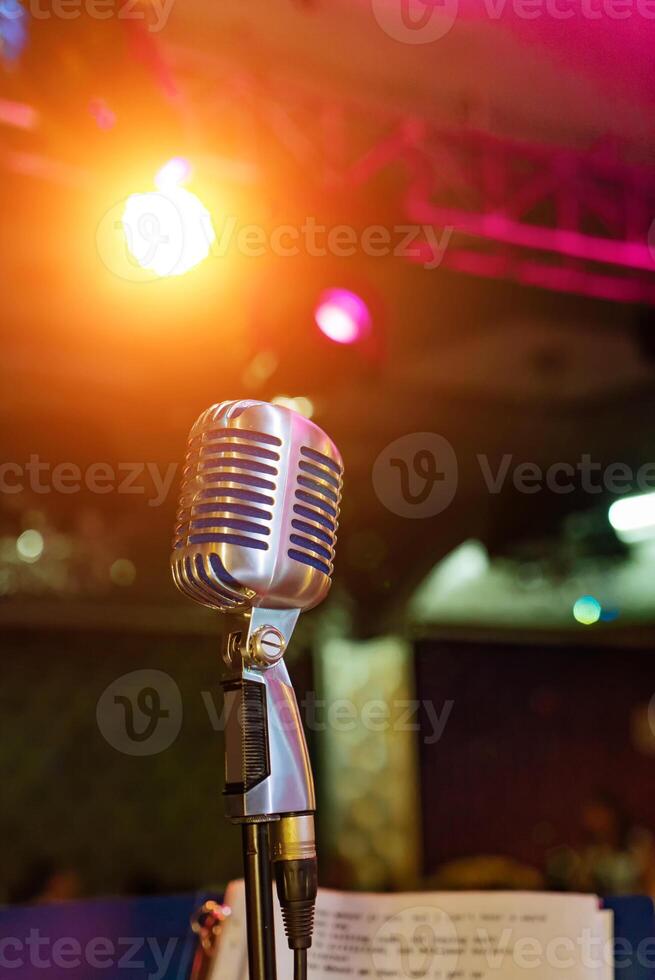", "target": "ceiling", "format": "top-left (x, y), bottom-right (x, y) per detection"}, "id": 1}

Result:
top-left (170, 0), bottom-right (655, 150)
